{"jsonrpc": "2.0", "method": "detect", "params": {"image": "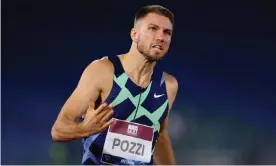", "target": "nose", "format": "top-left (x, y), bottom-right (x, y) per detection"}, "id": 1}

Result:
top-left (156, 30), bottom-right (165, 42)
